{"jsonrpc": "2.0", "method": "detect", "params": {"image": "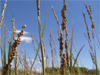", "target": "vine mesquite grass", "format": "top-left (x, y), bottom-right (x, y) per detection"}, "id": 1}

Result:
top-left (2, 25), bottom-right (26, 75)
